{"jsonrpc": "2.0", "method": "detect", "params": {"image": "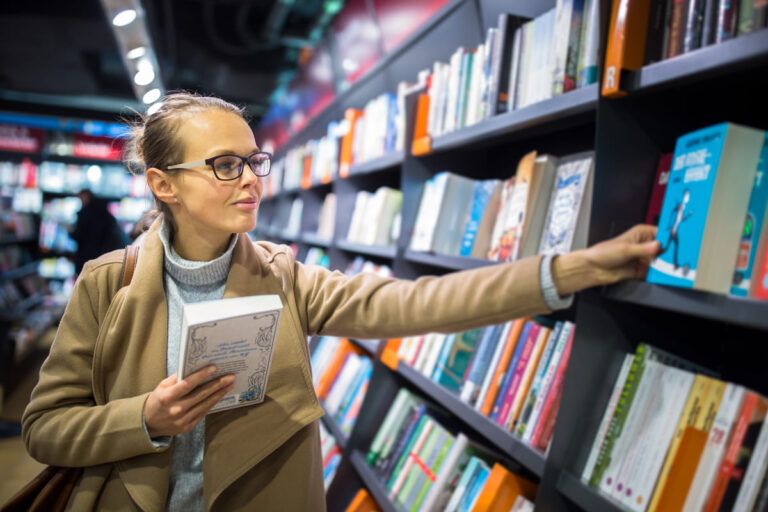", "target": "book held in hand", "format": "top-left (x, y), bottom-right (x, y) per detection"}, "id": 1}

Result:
top-left (178, 294), bottom-right (283, 413)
